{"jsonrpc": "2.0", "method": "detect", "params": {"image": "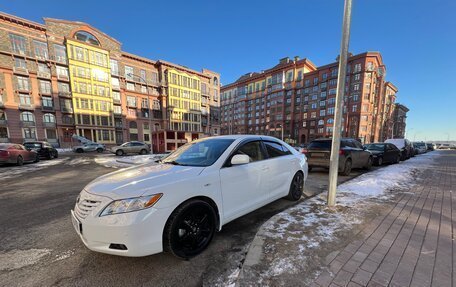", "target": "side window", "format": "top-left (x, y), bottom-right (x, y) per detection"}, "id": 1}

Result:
top-left (264, 141), bottom-right (291, 158)
top-left (234, 141), bottom-right (264, 162)
top-left (352, 140), bottom-right (363, 149)
top-left (343, 140), bottom-right (355, 148)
